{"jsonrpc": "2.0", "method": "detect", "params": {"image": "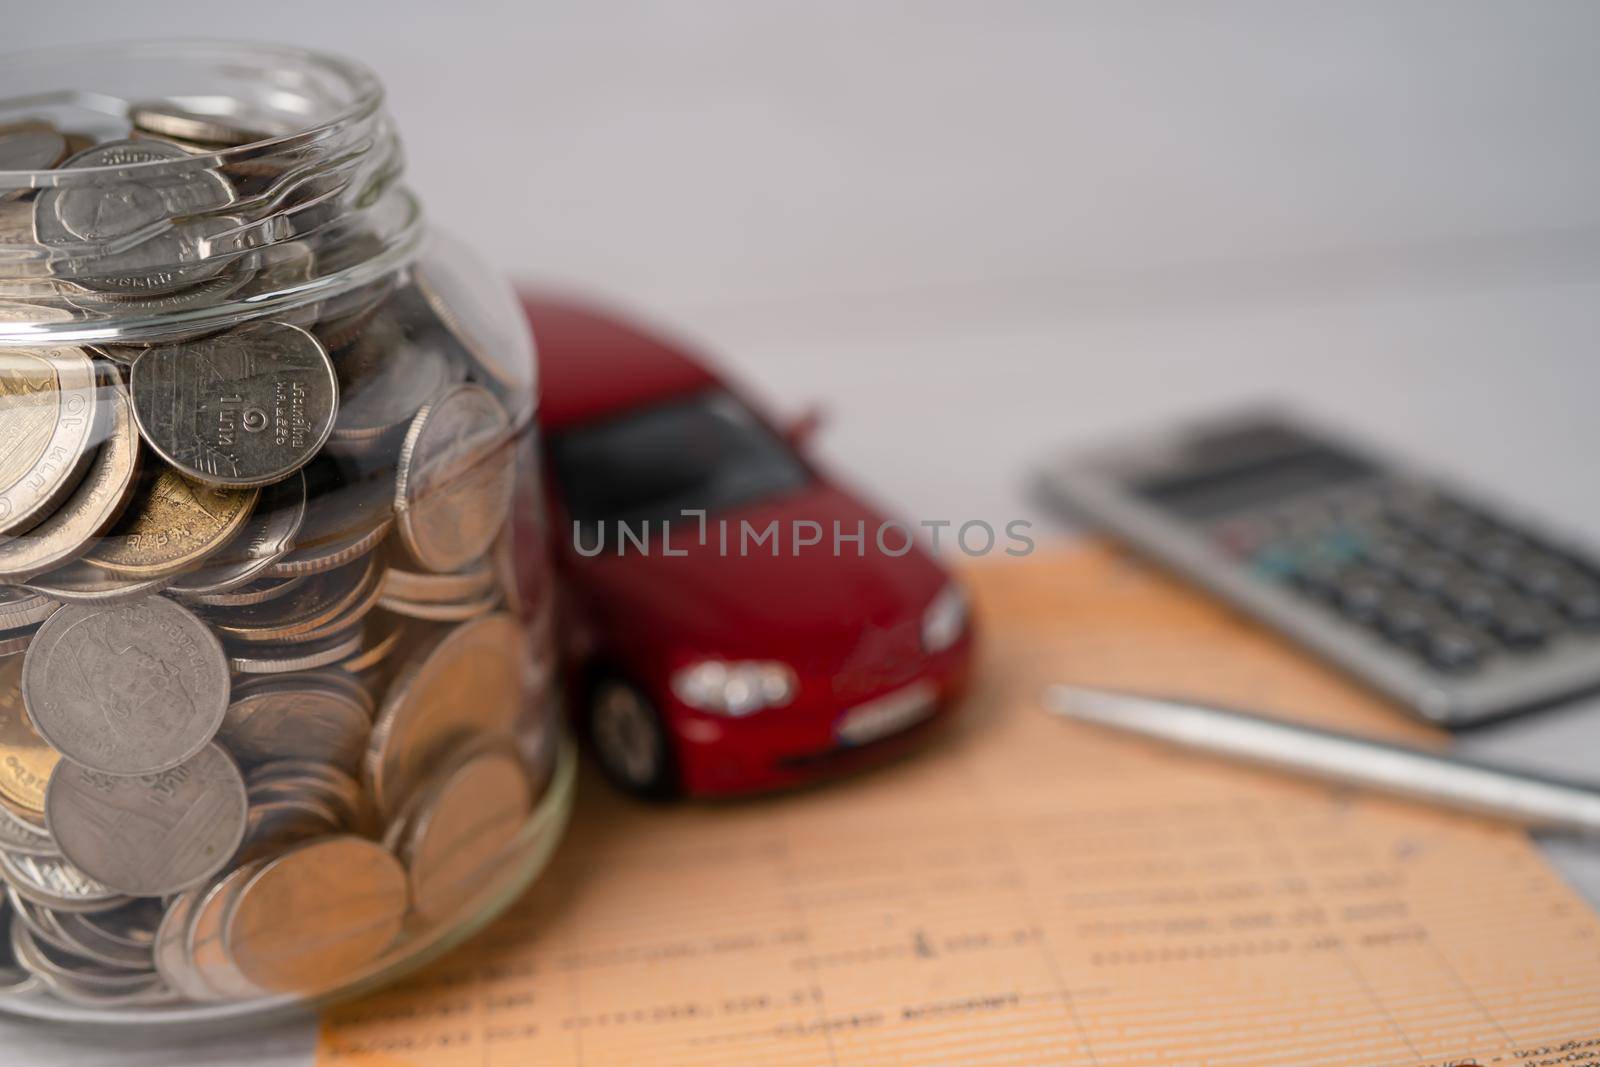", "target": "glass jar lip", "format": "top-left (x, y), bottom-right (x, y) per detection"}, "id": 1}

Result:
top-left (0, 39), bottom-right (385, 181)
